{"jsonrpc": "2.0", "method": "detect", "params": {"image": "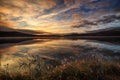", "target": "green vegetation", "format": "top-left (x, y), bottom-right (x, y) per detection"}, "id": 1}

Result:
top-left (0, 61), bottom-right (120, 80)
